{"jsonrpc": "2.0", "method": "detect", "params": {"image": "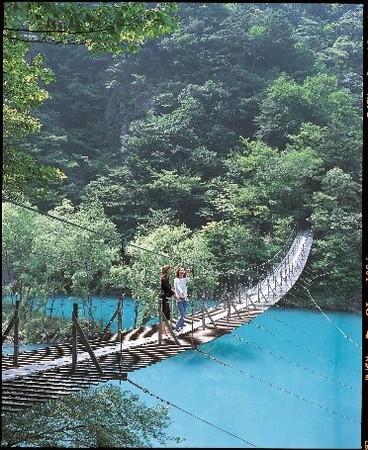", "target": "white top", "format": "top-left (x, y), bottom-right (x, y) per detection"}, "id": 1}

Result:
top-left (174, 277), bottom-right (188, 299)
